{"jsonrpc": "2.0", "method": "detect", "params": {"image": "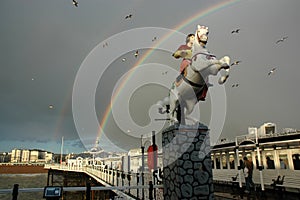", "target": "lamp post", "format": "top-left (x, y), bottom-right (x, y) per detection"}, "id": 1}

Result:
top-left (141, 135), bottom-right (145, 200)
top-left (235, 137), bottom-right (243, 191)
top-left (152, 131), bottom-right (157, 172)
top-left (2, 152), bottom-right (6, 163)
top-left (255, 129), bottom-right (265, 192)
top-left (60, 136), bottom-right (64, 168)
top-left (152, 131), bottom-right (157, 200)
top-left (141, 135), bottom-right (145, 172)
